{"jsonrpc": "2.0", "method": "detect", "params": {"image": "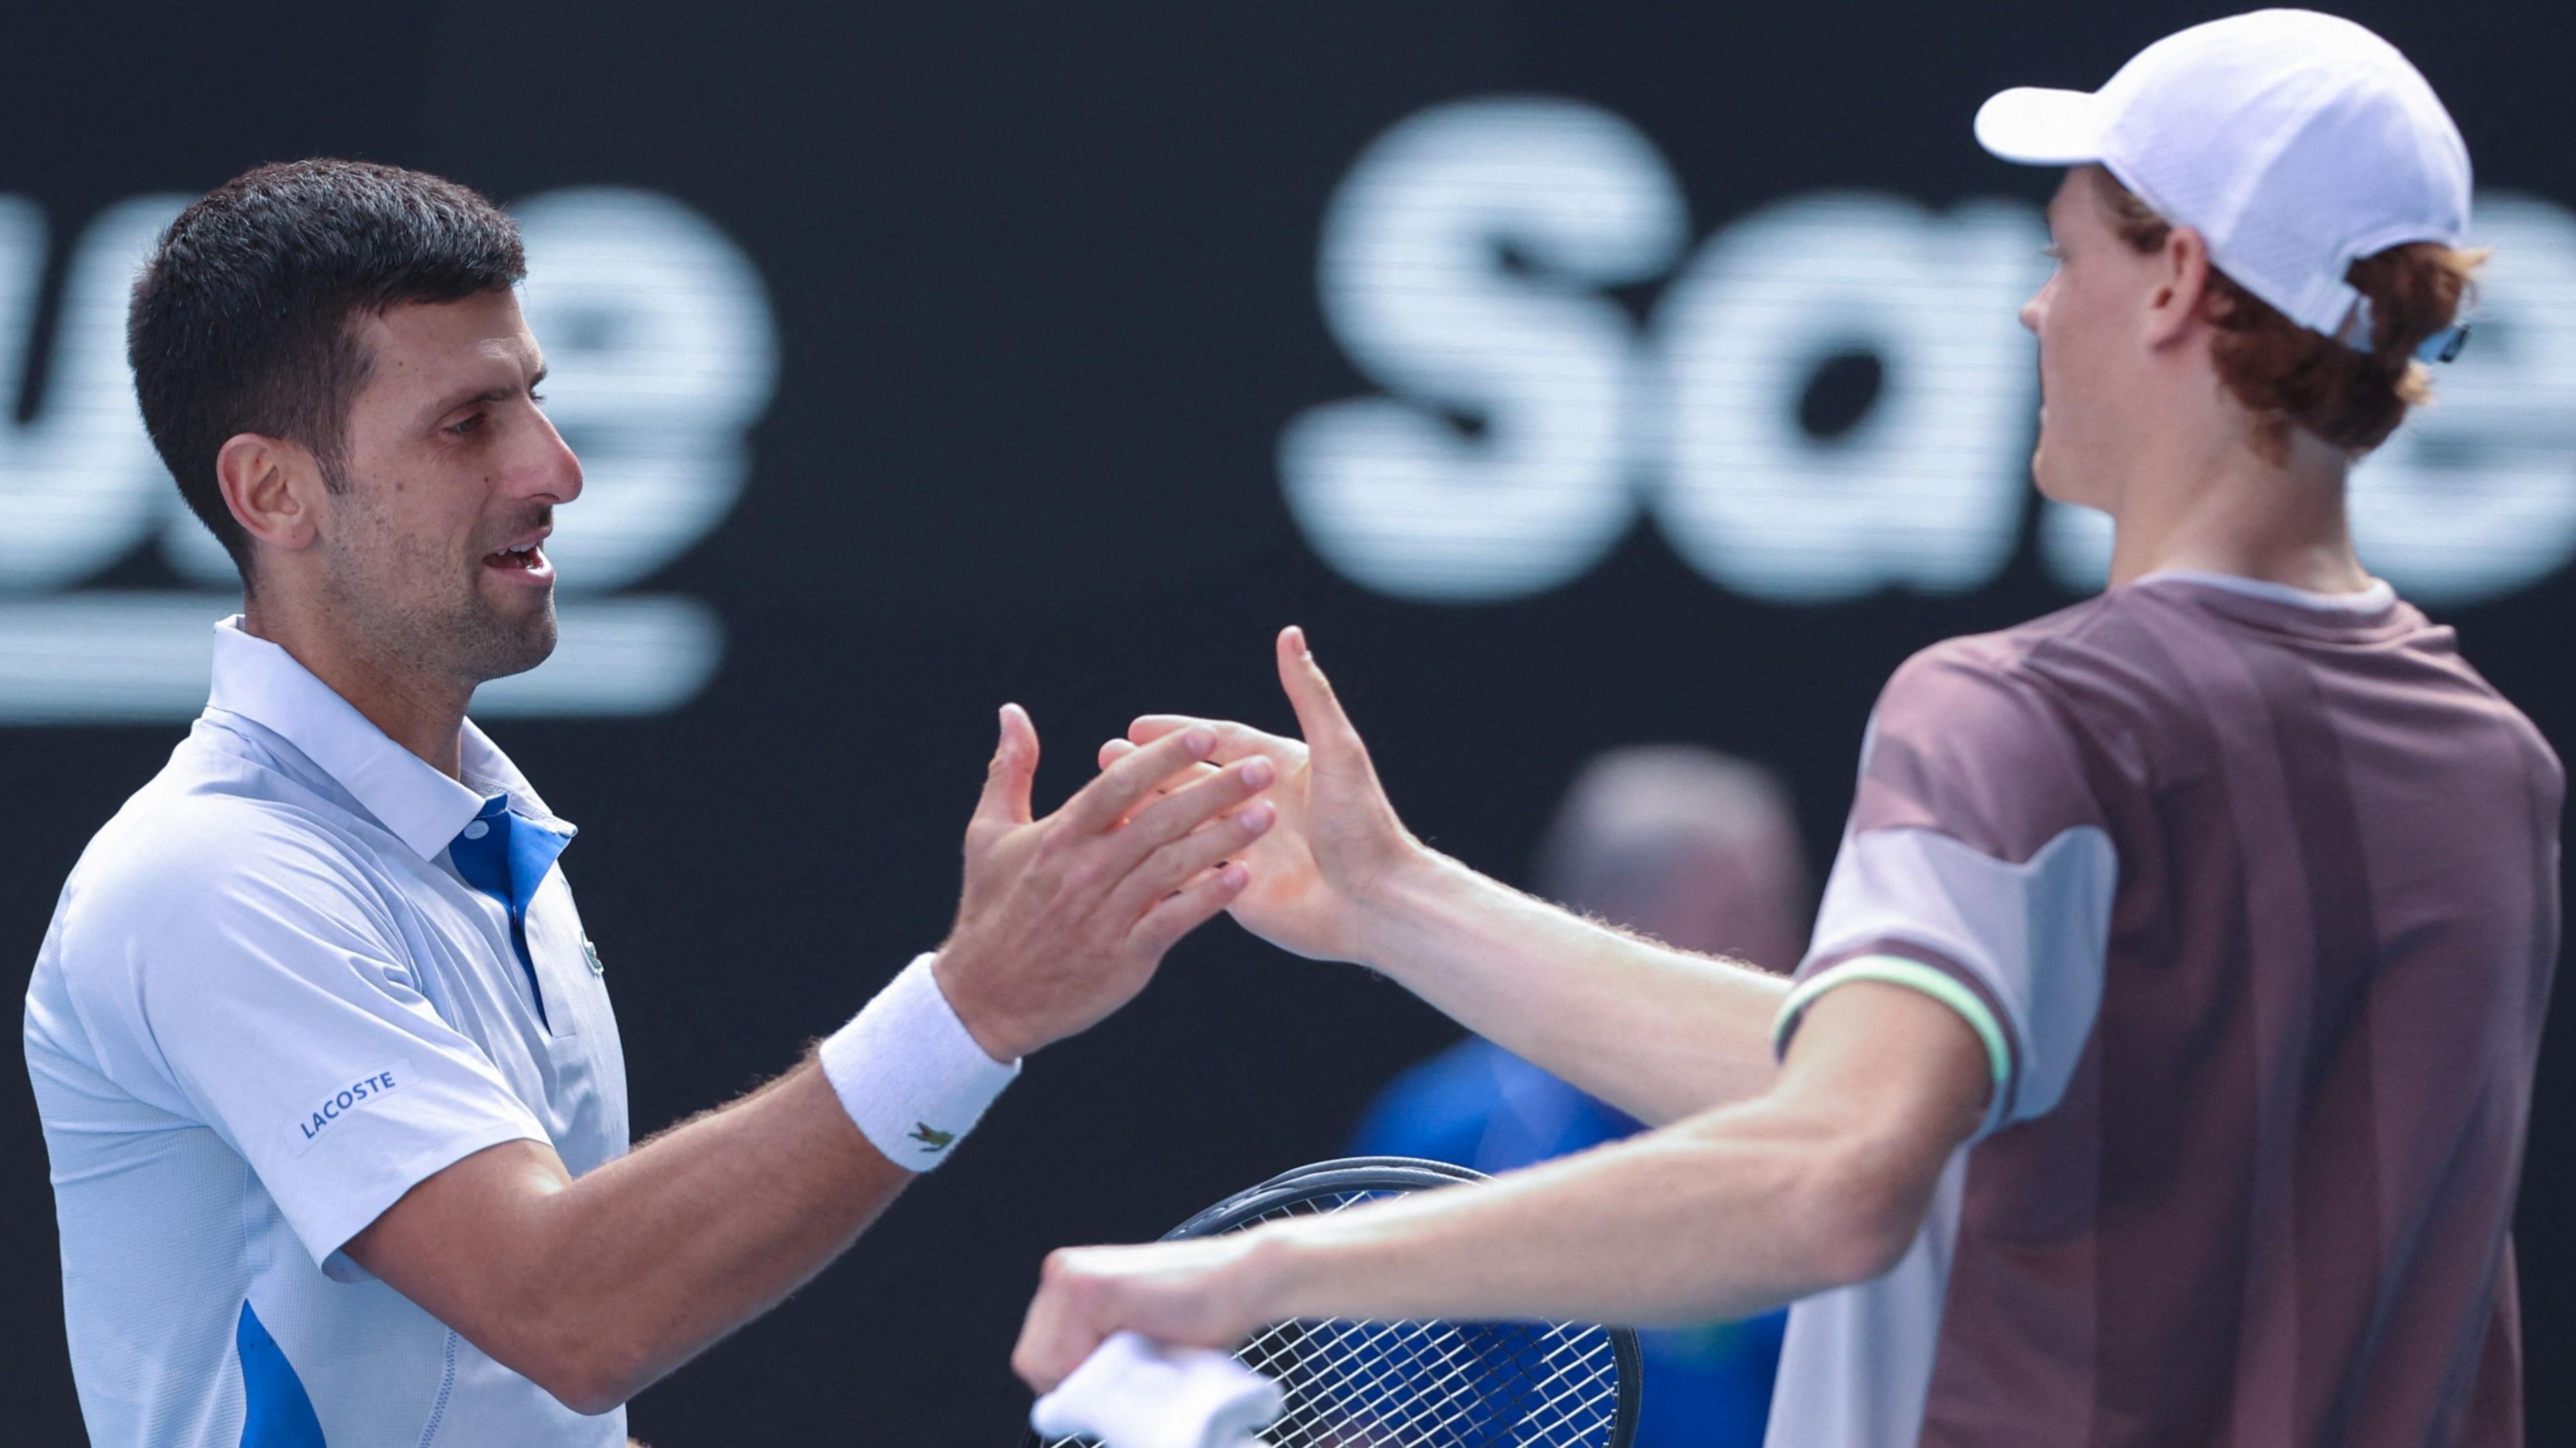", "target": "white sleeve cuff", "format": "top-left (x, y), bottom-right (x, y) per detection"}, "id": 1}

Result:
top-left (820, 953), bottom-right (1022, 1170)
